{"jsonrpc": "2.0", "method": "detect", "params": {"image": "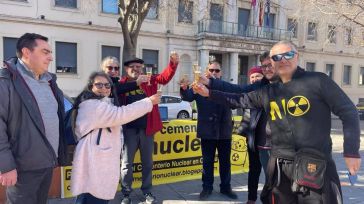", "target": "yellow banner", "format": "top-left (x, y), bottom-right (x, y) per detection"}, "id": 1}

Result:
top-left (62, 118), bottom-right (248, 198)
